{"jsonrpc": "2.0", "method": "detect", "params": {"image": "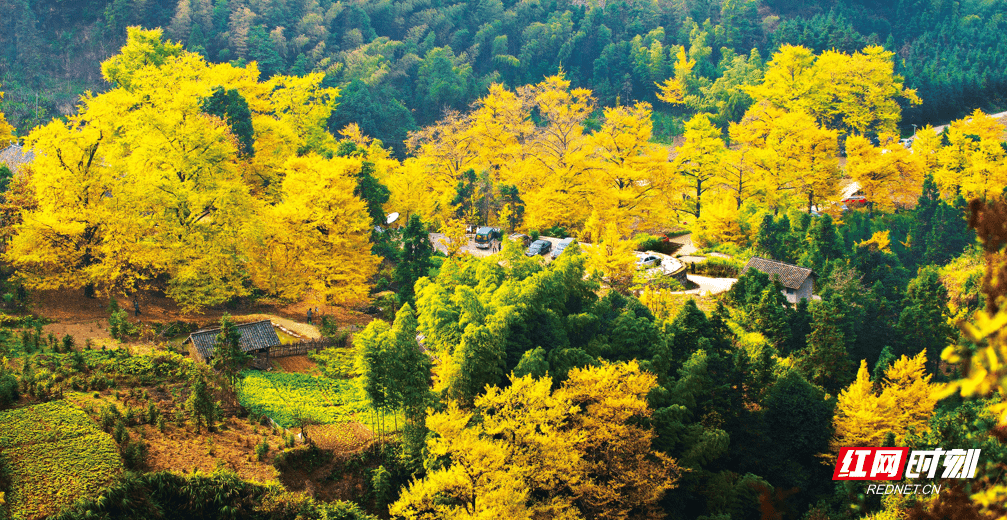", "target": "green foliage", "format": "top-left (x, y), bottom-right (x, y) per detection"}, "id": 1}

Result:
top-left (795, 298), bottom-right (854, 394)
top-left (757, 370), bottom-right (834, 489)
top-left (255, 437), bottom-right (269, 461)
top-left (0, 357), bottom-right (18, 408)
top-left (513, 347), bottom-right (550, 379)
top-left (107, 298), bottom-right (136, 340)
top-left (370, 464), bottom-right (394, 508)
top-left (691, 257), bottom-right (742, 277)
top-left (394, 215), bottom-right (434, 304)
top-left (873, 345), bottom-right (897, 382)
top-left (50, 469), bottom-right (378, 520)
top-left (184, 374), bottom-right (218, 434)
top-left (200, 86), bottom-right (255, 156)
top-left (212, 314), bottom-right (251, 389)
top-left (897, 266), bottom-right (956, 370)
top-left (328, 80), bottom-right (416, 158)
